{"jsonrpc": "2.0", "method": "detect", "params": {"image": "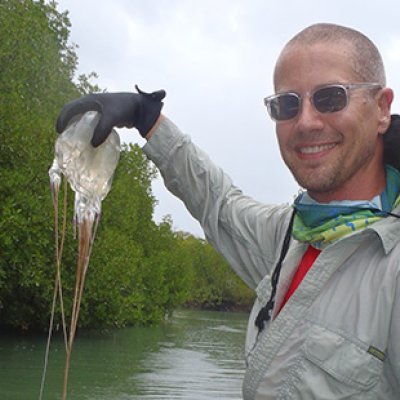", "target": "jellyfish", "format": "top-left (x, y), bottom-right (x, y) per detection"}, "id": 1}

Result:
top-left (43, 111), bottom-right (120, 400)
